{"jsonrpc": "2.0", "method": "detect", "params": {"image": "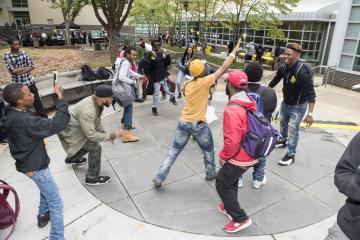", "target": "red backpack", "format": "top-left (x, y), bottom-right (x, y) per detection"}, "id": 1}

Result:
top-left (0, 180), bottom-right (20, 240)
